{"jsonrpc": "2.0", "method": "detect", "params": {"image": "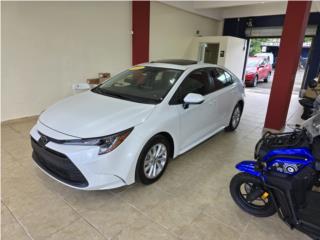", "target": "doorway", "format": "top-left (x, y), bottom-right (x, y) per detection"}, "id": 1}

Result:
top-left (204, 43), bottom-right (219, 64)
top-left (198, 43), bottom-right (220, 64)
top-left (244, 37), bottom-right (312, 96)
